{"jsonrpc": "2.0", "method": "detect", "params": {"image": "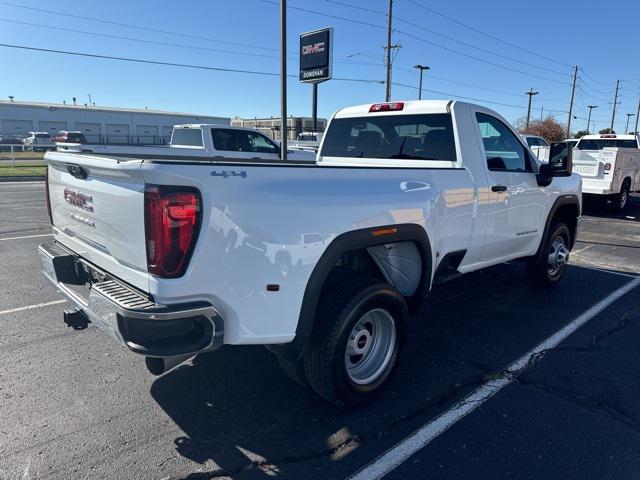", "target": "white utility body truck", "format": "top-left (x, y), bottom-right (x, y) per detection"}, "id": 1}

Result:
top-left (572, 133), bottom-right (640, 211)
top-left (40, 100), bottom-right (581, 406)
